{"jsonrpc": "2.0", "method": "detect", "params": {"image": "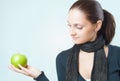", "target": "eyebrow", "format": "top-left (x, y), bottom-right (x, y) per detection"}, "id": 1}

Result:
top-left (67, 21), bottom-right (83, 26)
